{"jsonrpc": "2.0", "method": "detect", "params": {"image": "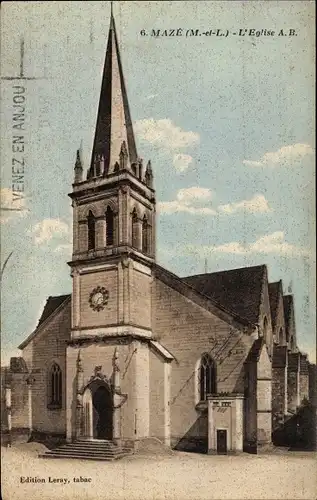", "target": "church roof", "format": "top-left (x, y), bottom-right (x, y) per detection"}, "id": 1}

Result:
top-left (272, 345), bottom-right (287, 368)
top-left (37, 294), bottom-right (71, 327)
top-left (288, 352), bottom-right (300, 370)
top-left (88, 10), bottom-right (138, 177)
top-left (150, 341), bottom-right (174, 362)
top-left (183, 265), bottom-right (266, 326)
top-left (155, 264), bottom-right (255, 330)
